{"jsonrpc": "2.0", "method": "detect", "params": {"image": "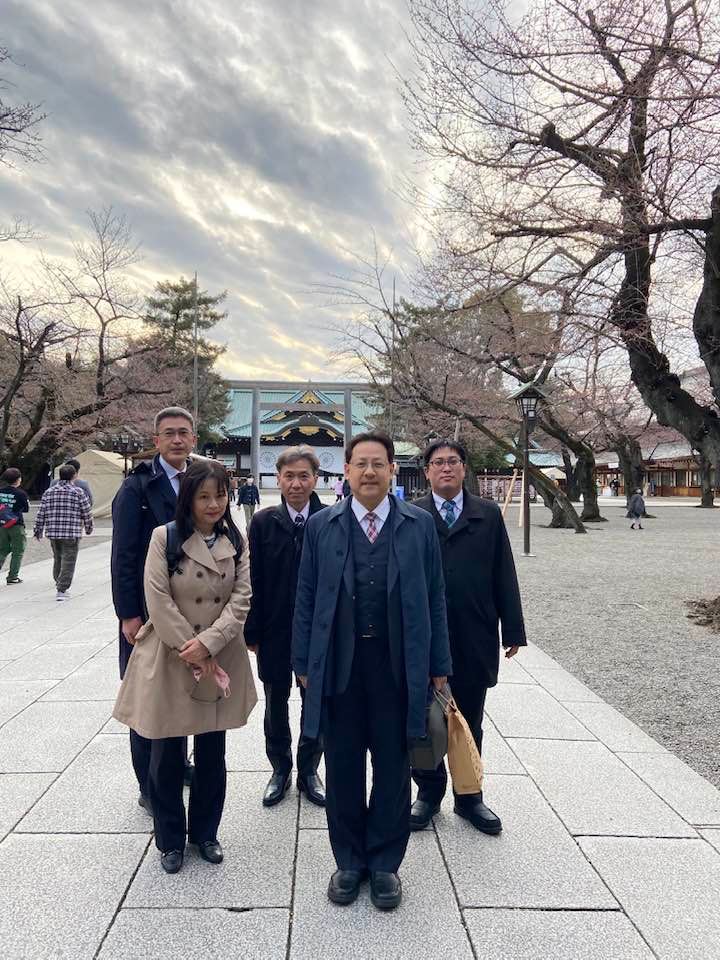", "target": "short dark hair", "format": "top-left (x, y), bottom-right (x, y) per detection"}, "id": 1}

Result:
top-left (65, 458), bottom-right (81, 473)
top-left (0, 467), bottom-right (21, 485)
top-left (345, 430), bottom-right (395, 464)
top-left (59, 464), bottom-right (77, 482)
top-left (423, 439), bottom-right (467, 467)
top-left (175, 458), bottom-right (243, 557)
